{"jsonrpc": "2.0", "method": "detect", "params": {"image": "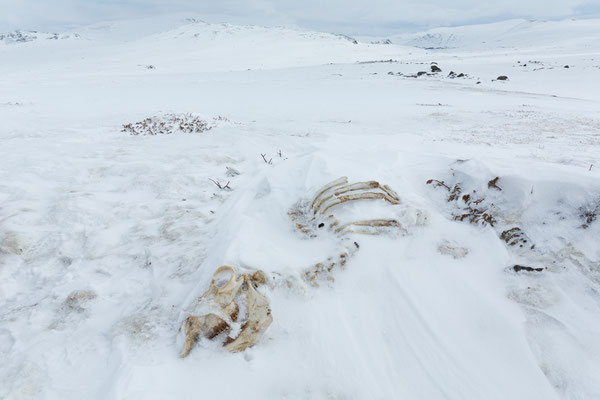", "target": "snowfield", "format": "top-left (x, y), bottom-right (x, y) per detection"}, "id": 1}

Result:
top-left (1, 16), bottom-right (599, 399)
